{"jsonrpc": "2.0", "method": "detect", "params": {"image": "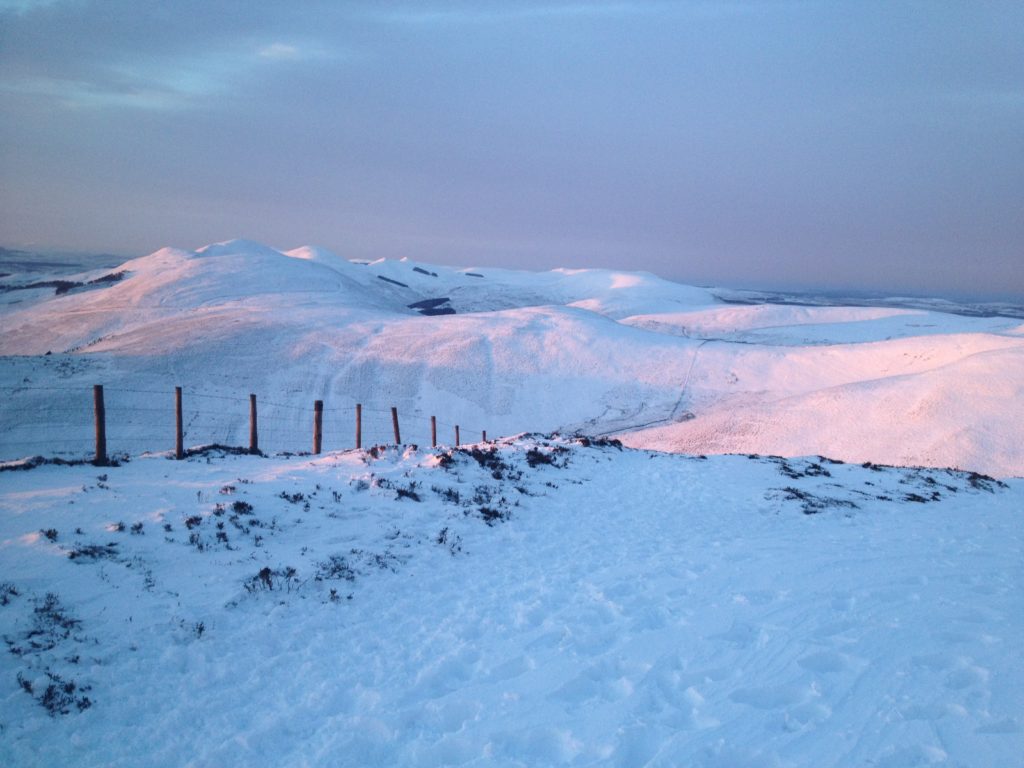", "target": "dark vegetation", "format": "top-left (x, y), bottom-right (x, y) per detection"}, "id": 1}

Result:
top-left (5, 591), bottom-right (93, 714)
top-left (0, 582), bottom-right (20, 606)
top-left (5, 593), bottom-right (82, 656)
top-left (770, 457), bottom-right (832, 479)
top-left (243, 566), bottom-right (298, 593)
top-left (315, 555), bottom-right (356, 583)
top-left (1, 455), bottom-right (126, 472)
top-left (964, 471), bottom-right (1008, 492)
top-left (525, 446), bottom-right (568, 468)
top-left (395, 483), bottom-right (421, 502)
top-left (458, 445), bottom-right (523, 481)
top-left (17, 671), bottom-right (92, 716)
top-left (780, 486), bottom-right (859, 515)
top-left (313, 549), bottom-right (404, 590)
top-left (182, 444), bottom-right (263, 459)
top-left (66, 543), bottom-right (119, 562)
top-left (408, 297), bottom-right (449, 309)
top-left (0, 270), bottom-right (124, 297)
top-left (573, 435), bottom-right (623, 450)
top-left (768, 453), bottom-right (1010, 515)
top-left (436, 527), bottom-right (462, 555)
